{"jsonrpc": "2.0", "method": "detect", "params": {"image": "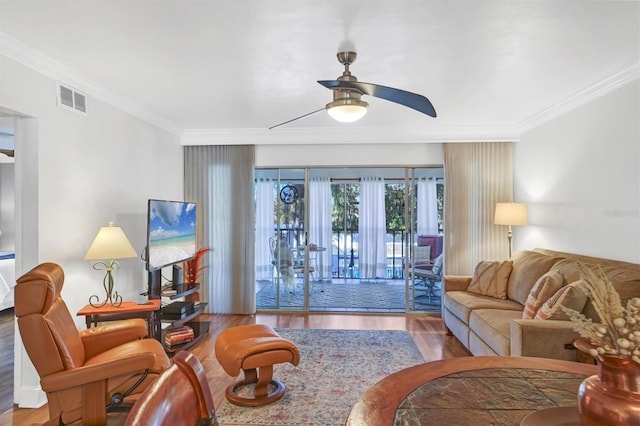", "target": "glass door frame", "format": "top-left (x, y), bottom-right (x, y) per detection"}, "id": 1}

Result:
top-left (256, 166), bottom-right (442, 313)
top-left (268, 168), bottom-right (311, 311)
